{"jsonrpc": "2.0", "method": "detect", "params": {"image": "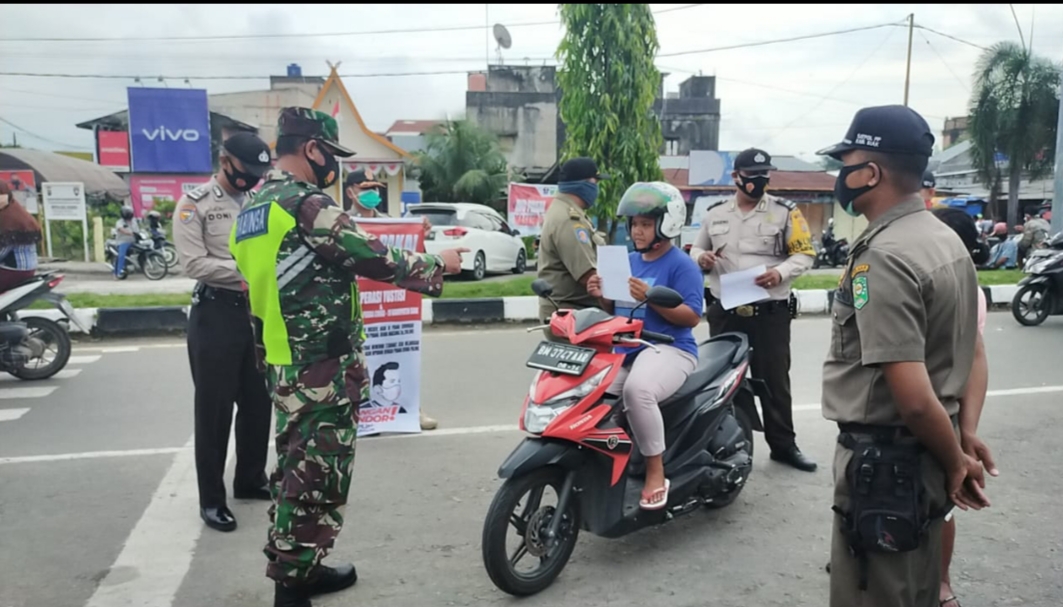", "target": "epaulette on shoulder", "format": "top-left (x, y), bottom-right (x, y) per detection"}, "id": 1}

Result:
top-left (774, 196), bottom-right (797, 211)
top-left (186, 185), bottom-right (209, 202)
top-left (705, 198), bottom-right (728, 213)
